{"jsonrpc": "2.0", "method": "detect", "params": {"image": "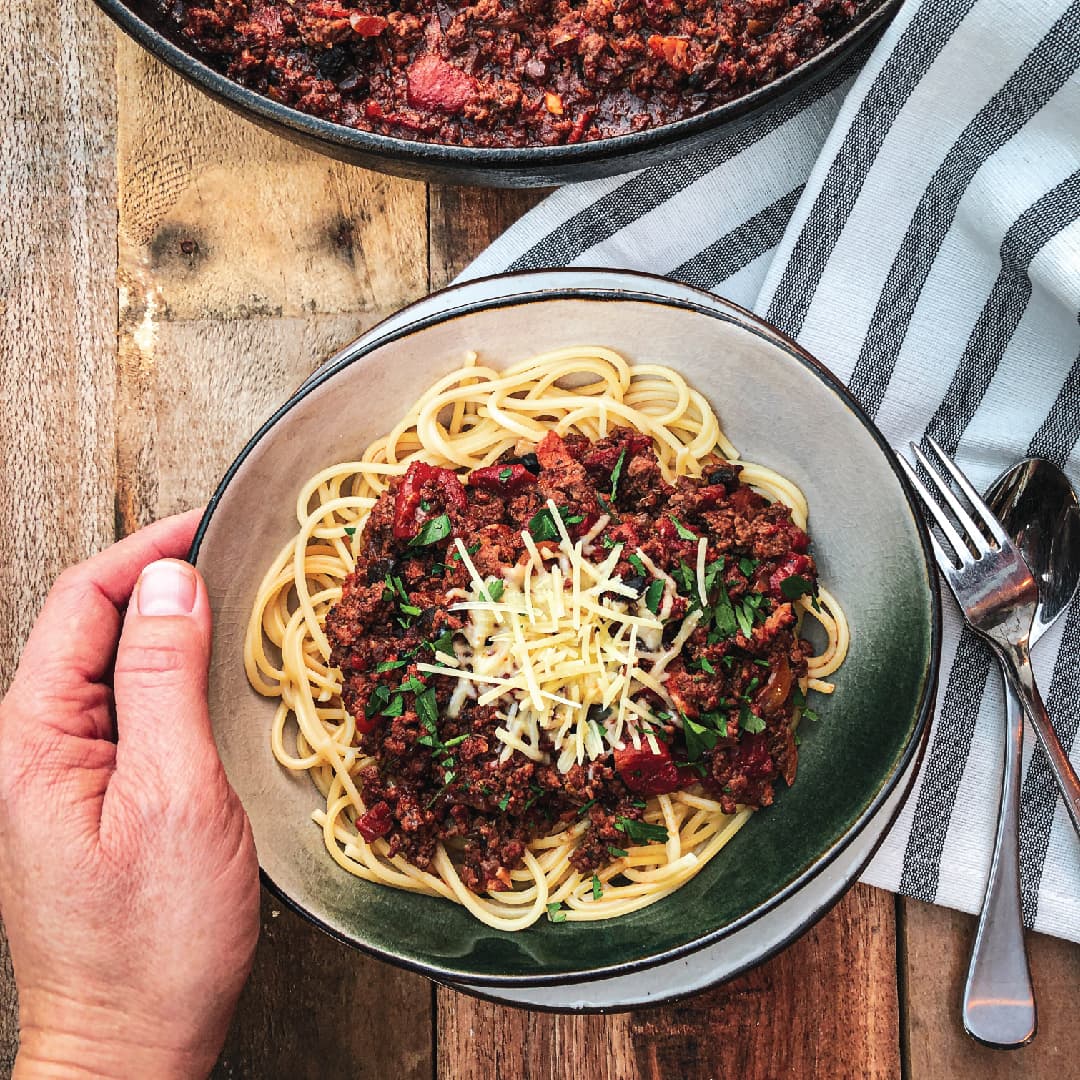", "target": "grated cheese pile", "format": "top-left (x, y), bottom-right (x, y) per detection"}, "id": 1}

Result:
top-left (417, 500), bottom-right (707, 773)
